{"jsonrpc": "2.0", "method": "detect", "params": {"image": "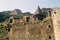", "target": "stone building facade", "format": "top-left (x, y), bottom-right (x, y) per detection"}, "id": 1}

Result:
top-left (0, 6), bottom-right (60, 40)
top-left (52, 8), bottom-right (60, 40)
top-left (7, 16), bottom-right (55, 40)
